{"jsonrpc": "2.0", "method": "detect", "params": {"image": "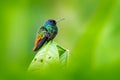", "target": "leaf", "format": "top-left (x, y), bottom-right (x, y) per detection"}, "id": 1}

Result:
top-left (28, 41), bottom-right (69, 72)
